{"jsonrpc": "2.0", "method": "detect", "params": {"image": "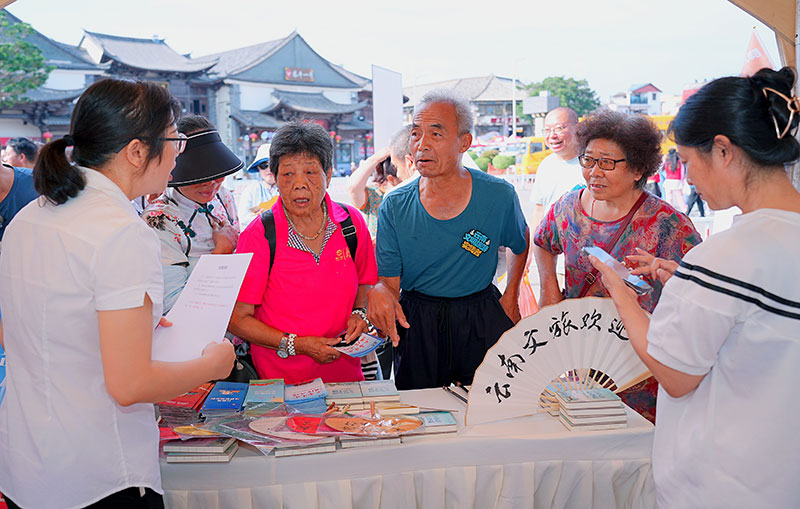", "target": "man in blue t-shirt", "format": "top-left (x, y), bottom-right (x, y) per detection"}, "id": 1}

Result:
top-left (0, 163), bottom-right (38, 246)
top-left (368, 90), bottom-right (529, 390)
